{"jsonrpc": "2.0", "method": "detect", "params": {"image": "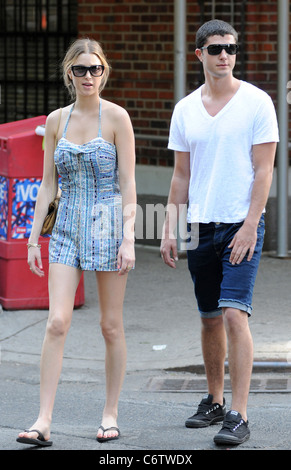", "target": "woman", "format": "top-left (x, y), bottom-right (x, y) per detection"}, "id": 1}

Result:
top-left (17, 38), bottom-right (136, 446)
